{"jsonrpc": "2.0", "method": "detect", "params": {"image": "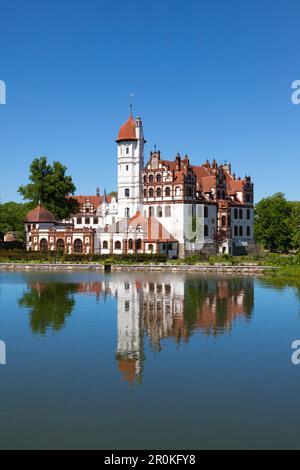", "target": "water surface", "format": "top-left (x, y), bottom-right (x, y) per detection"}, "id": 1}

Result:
top-left (0, 271), bottom-right (299, 450)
